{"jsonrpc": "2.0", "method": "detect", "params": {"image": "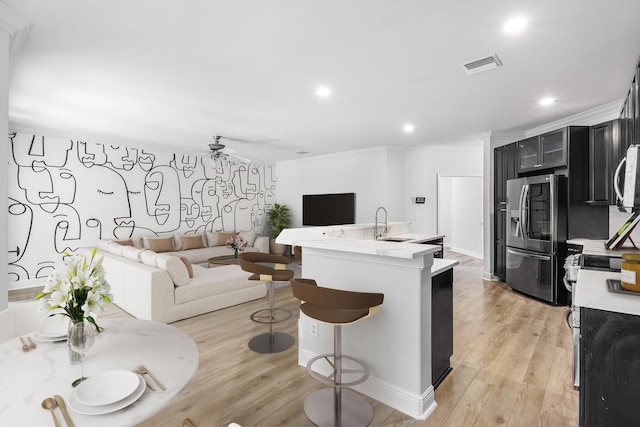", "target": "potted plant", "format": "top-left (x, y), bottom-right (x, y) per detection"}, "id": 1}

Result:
top-left (267, 203), bottom-right (291, 255)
